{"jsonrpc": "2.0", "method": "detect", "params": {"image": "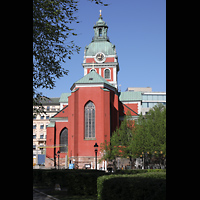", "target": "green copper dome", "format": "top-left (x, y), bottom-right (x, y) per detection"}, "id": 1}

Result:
top-left (85, 14), bottom-right (116, 56)
top-left (85, 41), bottom-right (116, 56)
